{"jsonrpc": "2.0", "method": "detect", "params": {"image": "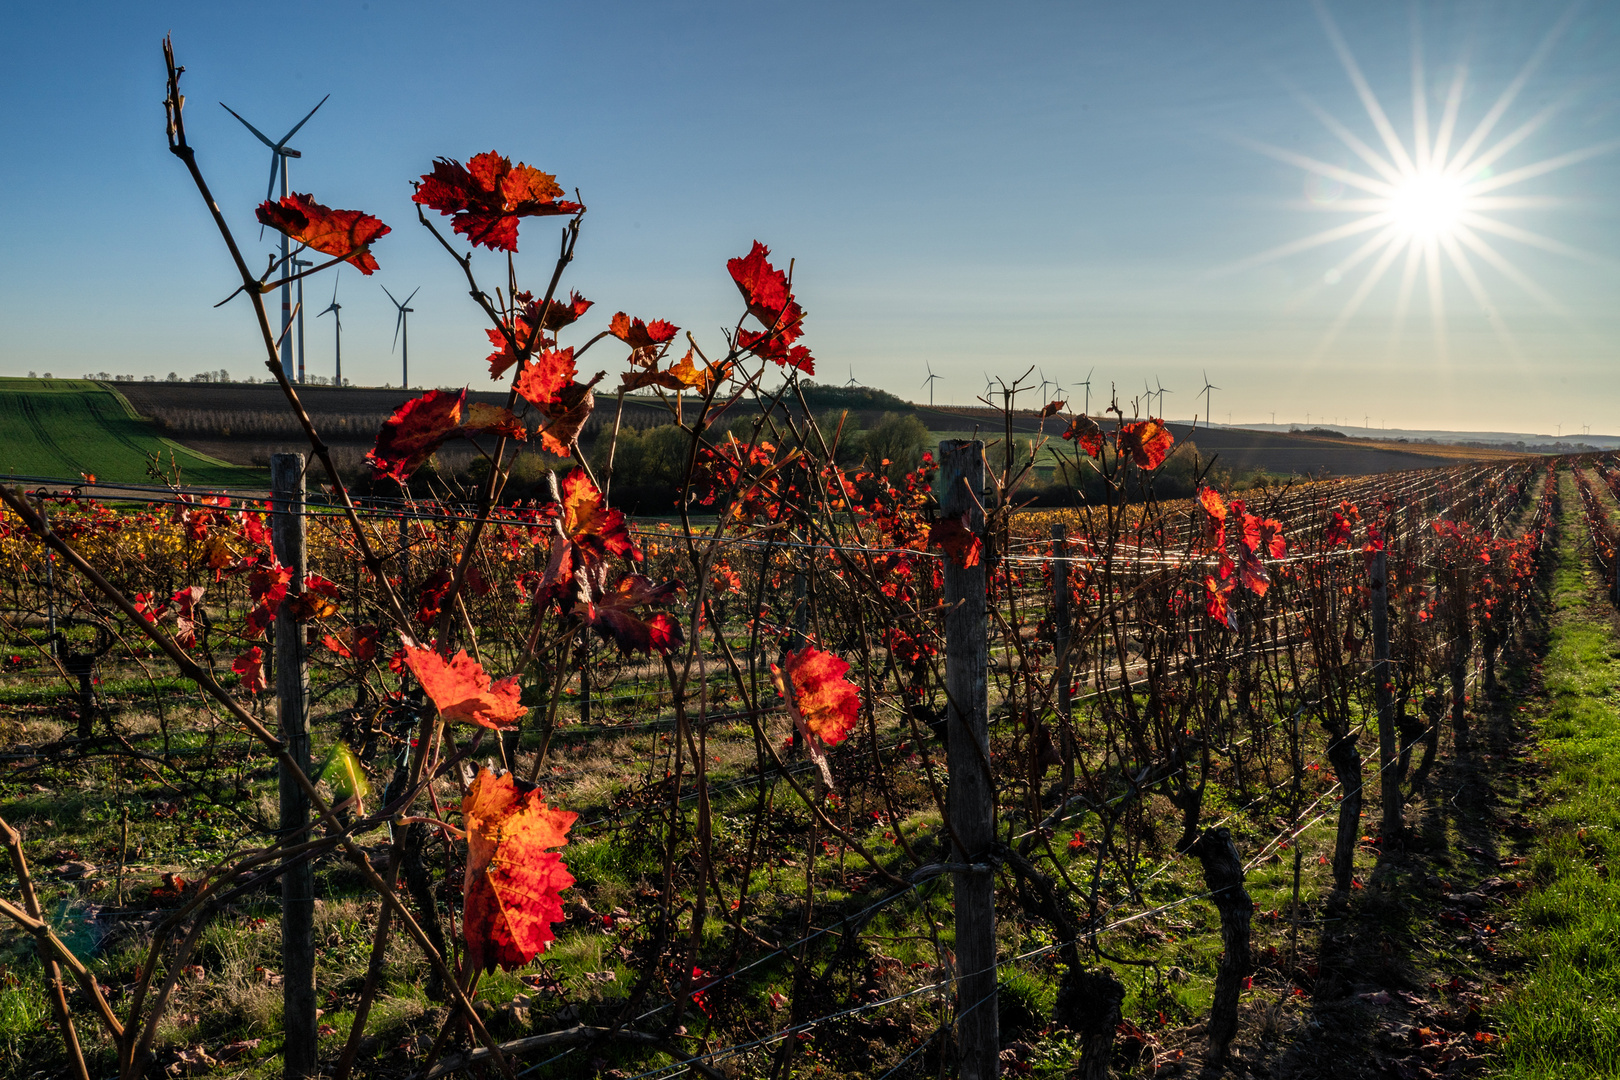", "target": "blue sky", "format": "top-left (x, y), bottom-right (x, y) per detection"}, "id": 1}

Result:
top-left (1, 1), bottom-right (1616, 433)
